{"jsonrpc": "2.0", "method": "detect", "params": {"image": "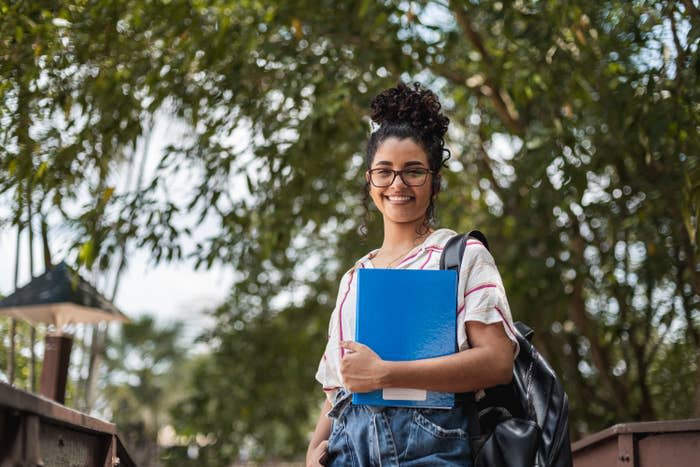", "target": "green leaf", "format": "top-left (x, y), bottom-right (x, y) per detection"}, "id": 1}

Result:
top-left (78, 239), bottom-right (95, 267)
